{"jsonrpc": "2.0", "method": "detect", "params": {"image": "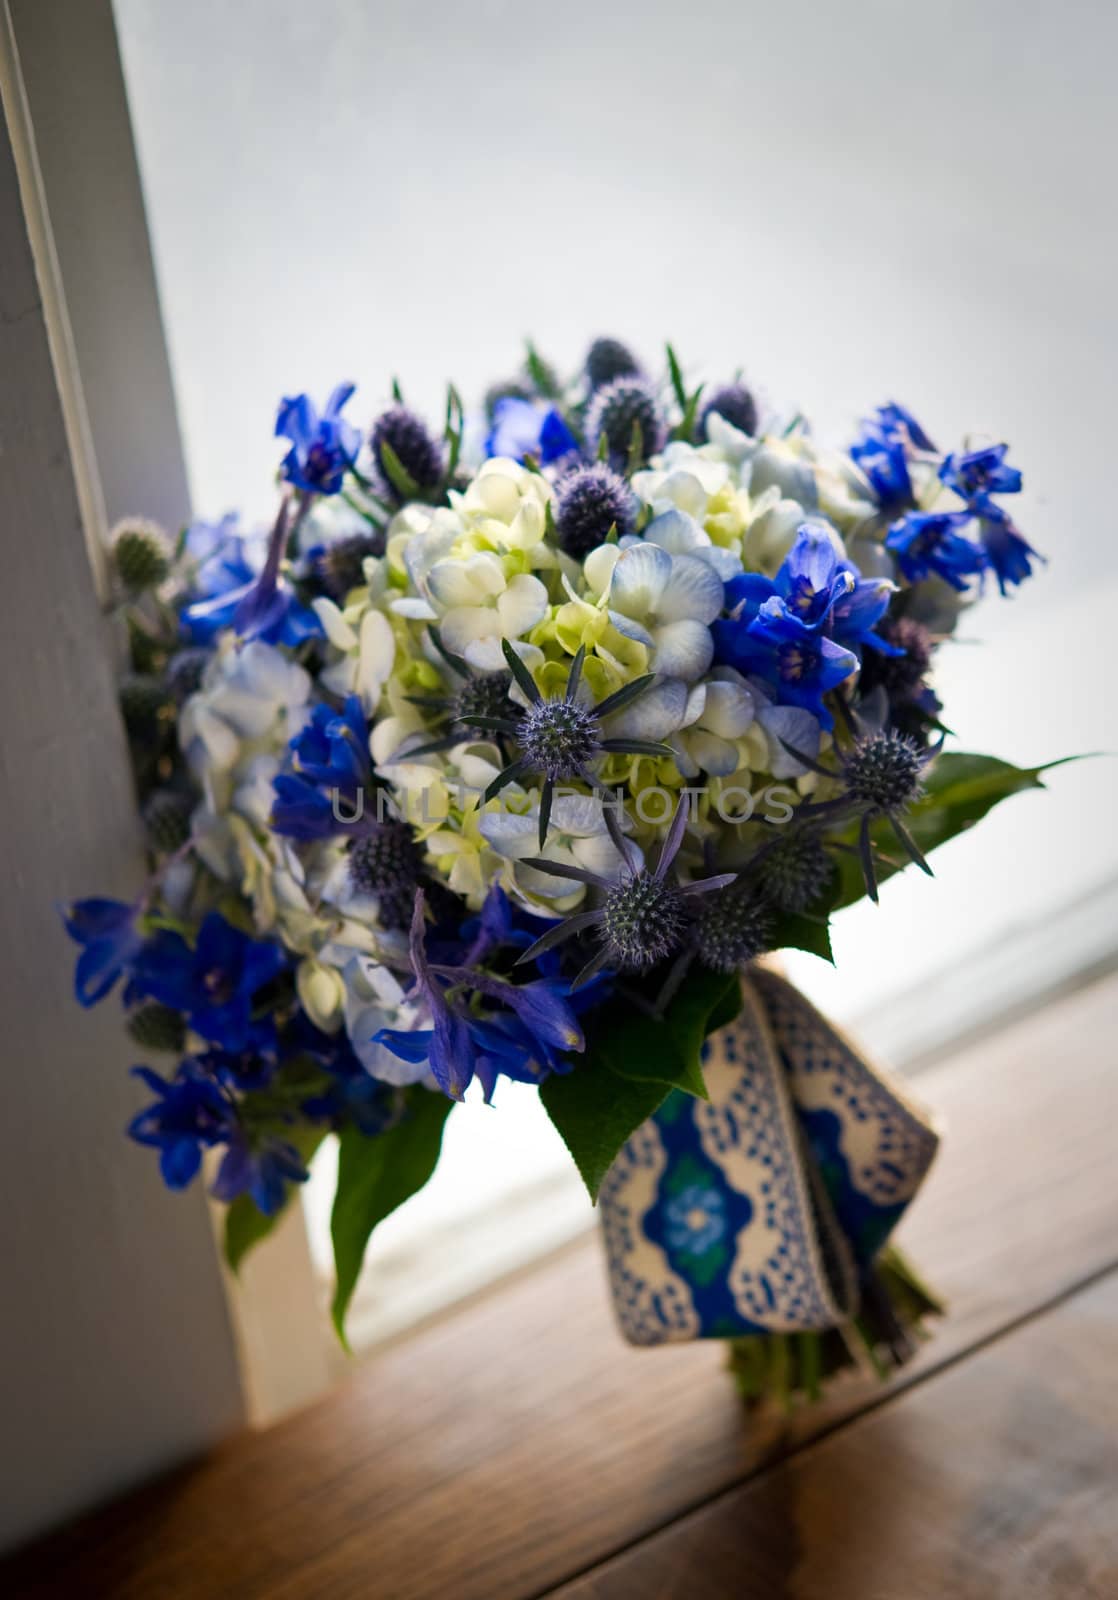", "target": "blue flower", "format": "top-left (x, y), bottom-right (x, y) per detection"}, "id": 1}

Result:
top-left (663, 1183), bottom-right (727, 1255)
top-left (712, 527), bottom-right (869, 727)
top-left (61, 897), bottom-right (145, 1007)
top-left (290, 695), bottom-right (372, 796)
top-left (271, 695), bottom-right (378, 842)
top-left (375, 892), bottom-right (585, 1101)
top-left (885, 510), bottom-right (987, 591)
top-left (850, 402), bottom-right (935, 511)
top-left (939, 444), bottom-right (1022, 502)
top-left (714, 606), bottom-right (857, 729)
top-left (276, 383), bottom-right (360, 495)
top-left (210, 1129), bottom-right (309, 1215)
top-left (127, 1062), bottom-right (235, 1189)
top-left (485, 397), bottom-right (579, 466)
top-left (183, 513), bottom-right (258, 599)
top-left (975, 502), bottom-right (1042, 594)
top-left (134, 913), bottom-right (288, 1053)
top-left (182, 503), bottom-right (322, 647)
